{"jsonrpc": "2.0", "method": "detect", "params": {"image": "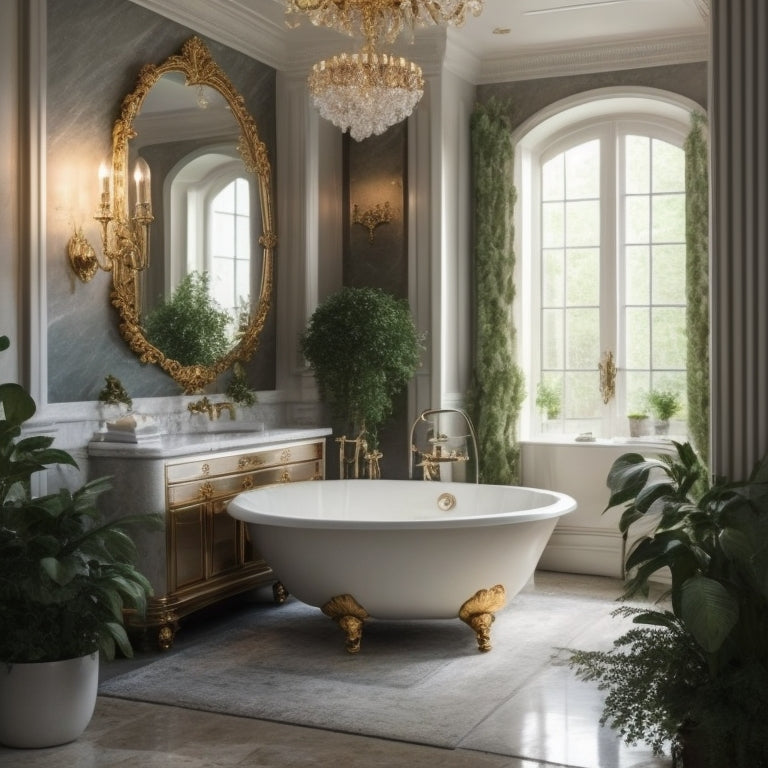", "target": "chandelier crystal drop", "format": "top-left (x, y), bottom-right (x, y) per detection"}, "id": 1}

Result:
top-left (286, 0), bottom-right (483, 140)
top-left (285, 0), bottom-right (484, 43)
top-left (308, 52), bottom-right (424, 141)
